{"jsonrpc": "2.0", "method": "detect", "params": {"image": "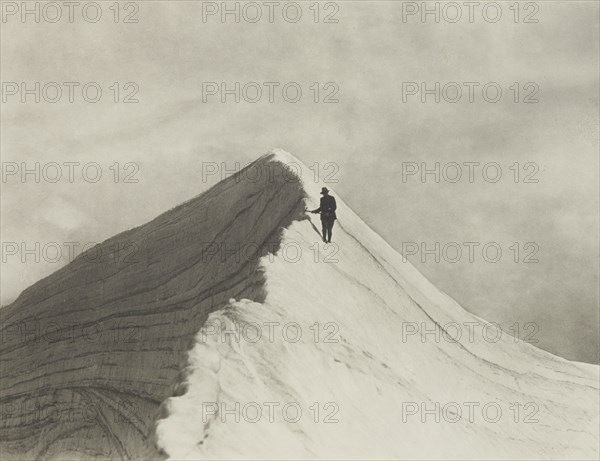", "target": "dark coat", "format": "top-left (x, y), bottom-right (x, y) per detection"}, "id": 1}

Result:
top-left (313, 195), bottom-right (337, 220)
